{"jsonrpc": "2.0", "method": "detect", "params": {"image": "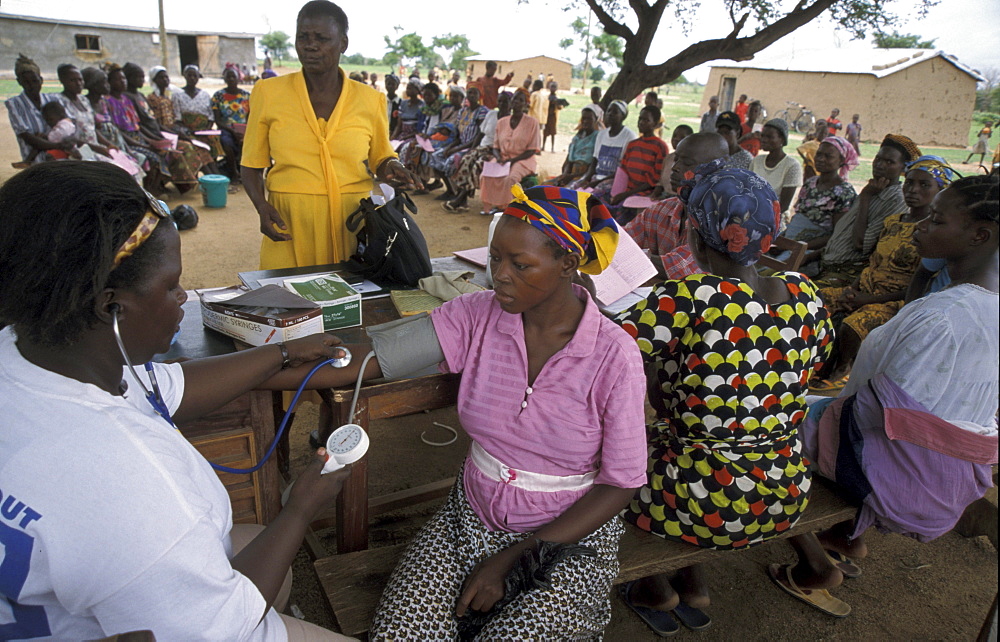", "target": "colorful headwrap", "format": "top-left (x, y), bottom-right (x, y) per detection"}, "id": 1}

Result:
top-left (514, 87), bottom-right (531, 102)
top-left (821, 137), bottom-right (859, 180)
top-left (112, 190), bottom-right (172, 269)
top-left (680, 165), bottom-right (781, 266)
top-left (881, 134), bottom-right (921, 163)
top-left (498, 89), bottom-right (514, 103)
top-left (608, 100), bottom-right (629, 119)
top-left (503, 184), bottom-right (619, 275)
top-left (15, 54), bottom-right (40, 78)
top-left (905, 155), bottom-right (959, 188)
top-left (449, 85), bottom-right (466, 97)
